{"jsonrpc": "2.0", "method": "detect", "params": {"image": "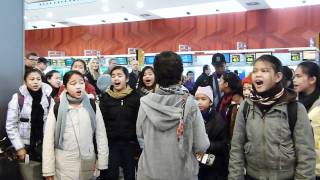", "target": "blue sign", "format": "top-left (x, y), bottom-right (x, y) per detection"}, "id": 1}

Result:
top-left (145, 56), bottom-right (155, 64)
top-left (180, 54), bottom-right (193, 63)
top-left (116, 57), bottom-right (128, 65)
